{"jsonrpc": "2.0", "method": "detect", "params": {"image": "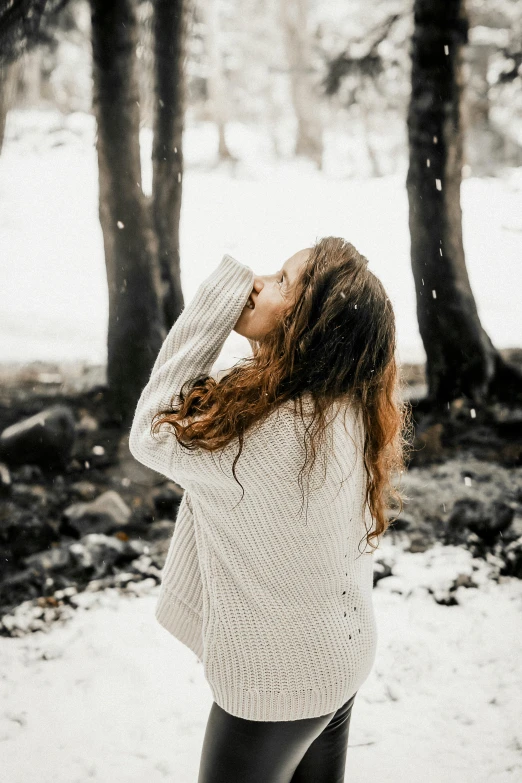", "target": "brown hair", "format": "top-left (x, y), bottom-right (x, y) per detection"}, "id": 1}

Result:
top-left (152, 236), bottom-right (411, 552)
